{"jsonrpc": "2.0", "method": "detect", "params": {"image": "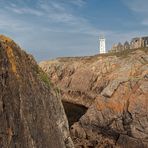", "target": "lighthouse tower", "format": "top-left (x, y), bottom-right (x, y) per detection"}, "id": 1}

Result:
top-left (99, 35), bottom-right (106, 54)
